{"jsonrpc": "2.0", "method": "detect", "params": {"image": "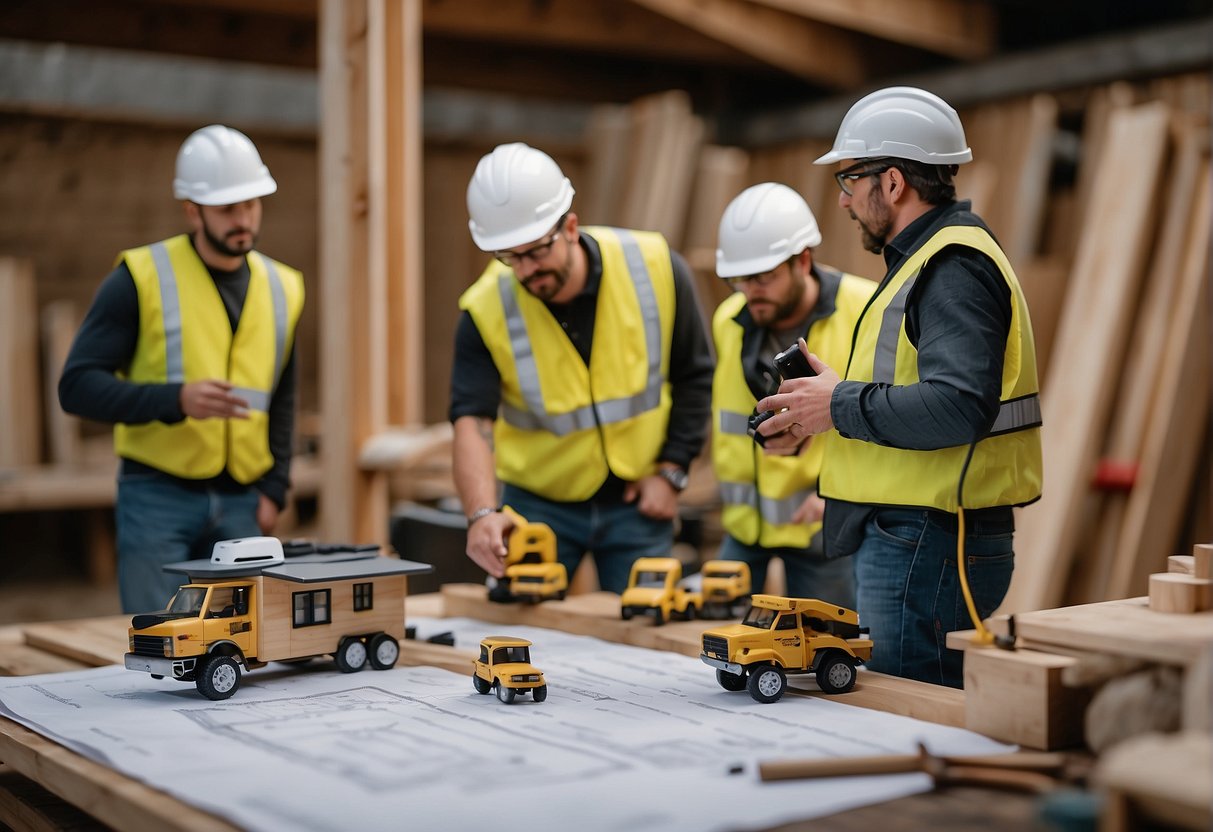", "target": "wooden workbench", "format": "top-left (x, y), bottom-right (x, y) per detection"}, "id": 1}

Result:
top-left (0, 591), bottom-right (1041, 832)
